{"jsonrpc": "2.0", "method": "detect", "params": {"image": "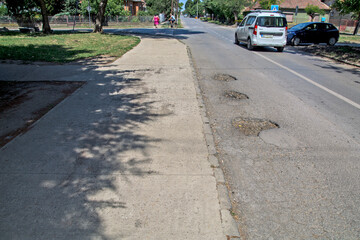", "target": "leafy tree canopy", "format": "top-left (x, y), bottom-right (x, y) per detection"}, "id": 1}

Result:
top-left (60, 0), bottom-right (127, 17)
top-left (202, 0), bottom-right (250, 23)
top-left (146, 0), bottom-right (172, 16)
top-left (305, 4), bottom-right (325, 21)
top-left (184, 0), bottom-right (204, 18)
top-left (5, 0), bottom-right (63, 19)
top-left (0, 2), bottom-right (8, 16)
top-left (333, 0), bottom-right (360, 35)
